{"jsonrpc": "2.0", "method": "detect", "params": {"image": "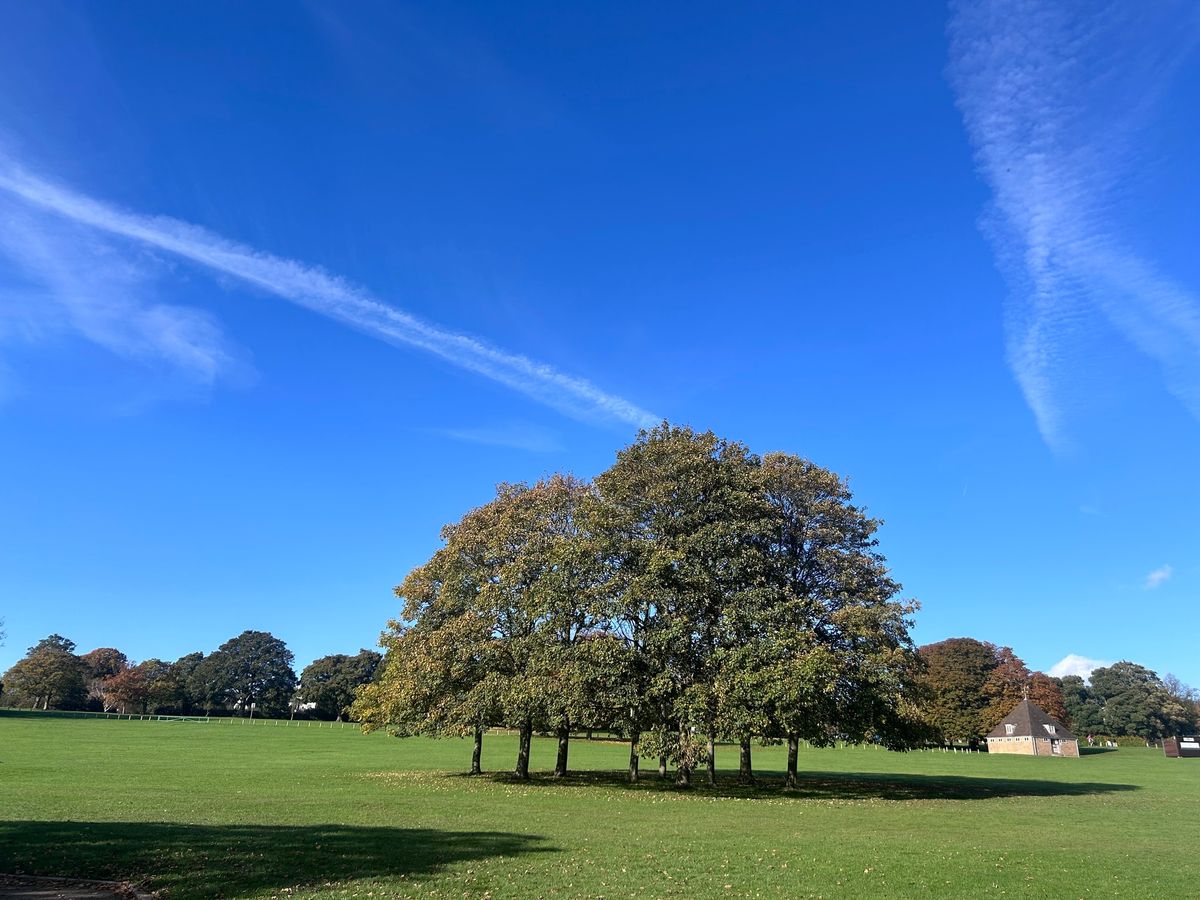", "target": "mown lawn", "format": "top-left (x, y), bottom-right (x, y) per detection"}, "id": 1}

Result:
top-left (0, 712), bottom-right (1195, 898)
